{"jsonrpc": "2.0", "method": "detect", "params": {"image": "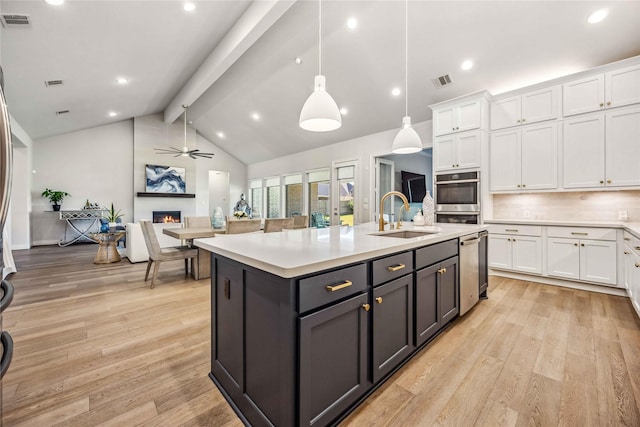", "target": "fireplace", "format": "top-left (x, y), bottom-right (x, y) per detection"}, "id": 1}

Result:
top-left (152, 211), bottom-right (181, 223)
